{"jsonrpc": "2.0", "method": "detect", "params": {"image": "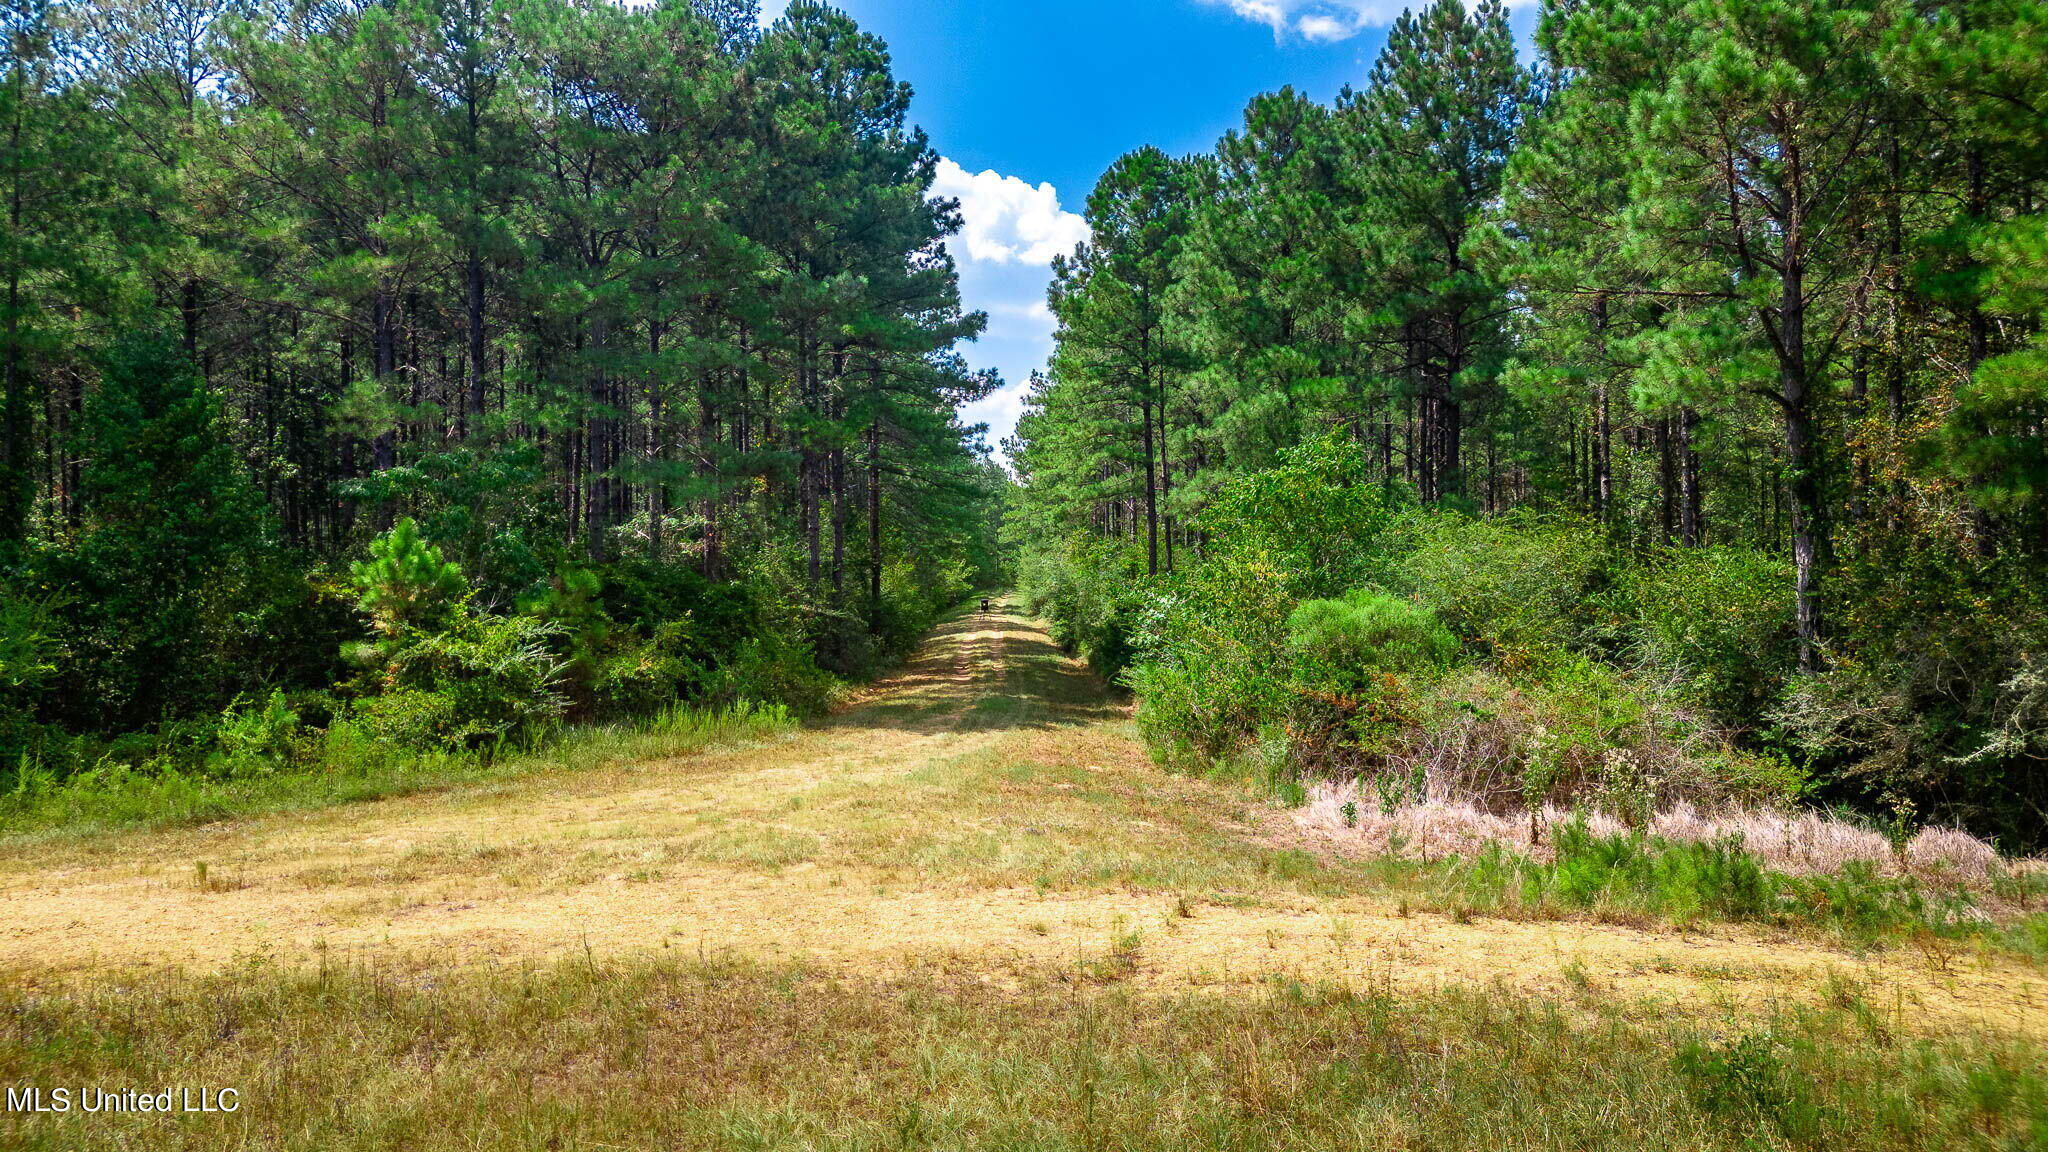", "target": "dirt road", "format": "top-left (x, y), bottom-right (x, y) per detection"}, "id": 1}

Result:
top-left (4, 600), bottom-right (2045, 1038)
